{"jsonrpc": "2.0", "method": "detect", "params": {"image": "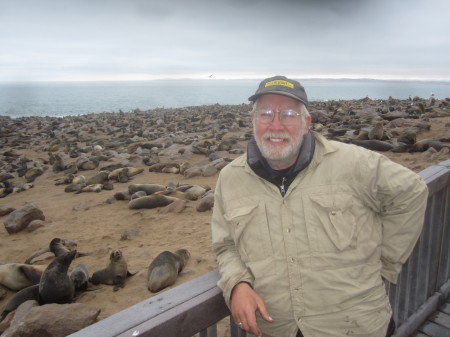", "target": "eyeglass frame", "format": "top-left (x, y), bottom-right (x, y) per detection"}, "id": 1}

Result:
top-left (252, 107), bottom-right (304, 125)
